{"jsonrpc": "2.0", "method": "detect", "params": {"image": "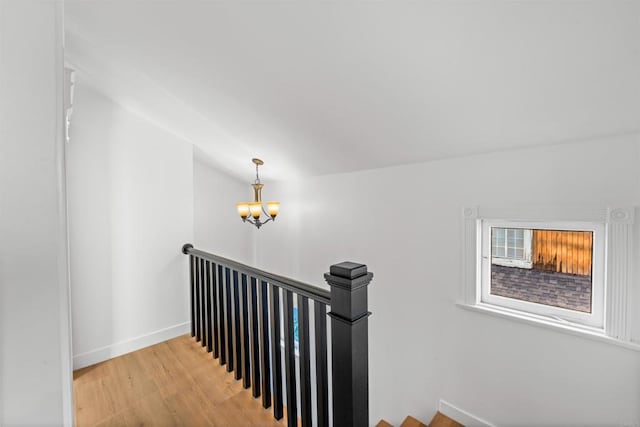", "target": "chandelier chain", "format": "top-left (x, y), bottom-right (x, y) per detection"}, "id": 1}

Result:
top-left (254, 163), bottom-right (261, 184)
